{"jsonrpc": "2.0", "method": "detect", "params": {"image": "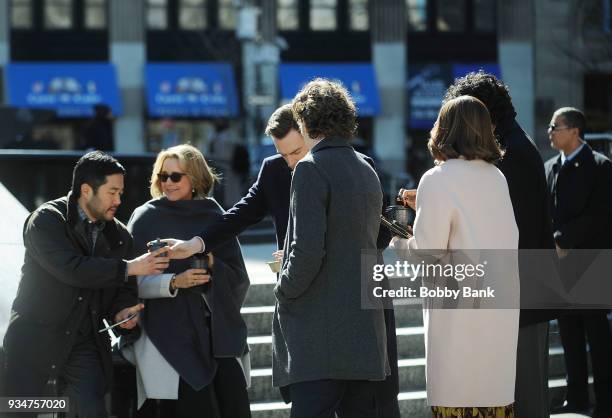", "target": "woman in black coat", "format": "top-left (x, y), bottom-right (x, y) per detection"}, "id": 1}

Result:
top-left (126, 144), bottom-right (251, 418)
